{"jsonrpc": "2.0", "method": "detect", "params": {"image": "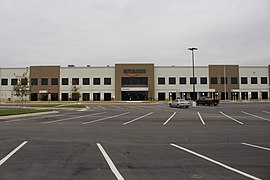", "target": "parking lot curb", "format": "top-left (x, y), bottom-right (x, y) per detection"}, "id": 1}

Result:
top-left (0, 110), bottom-right (59, 120)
